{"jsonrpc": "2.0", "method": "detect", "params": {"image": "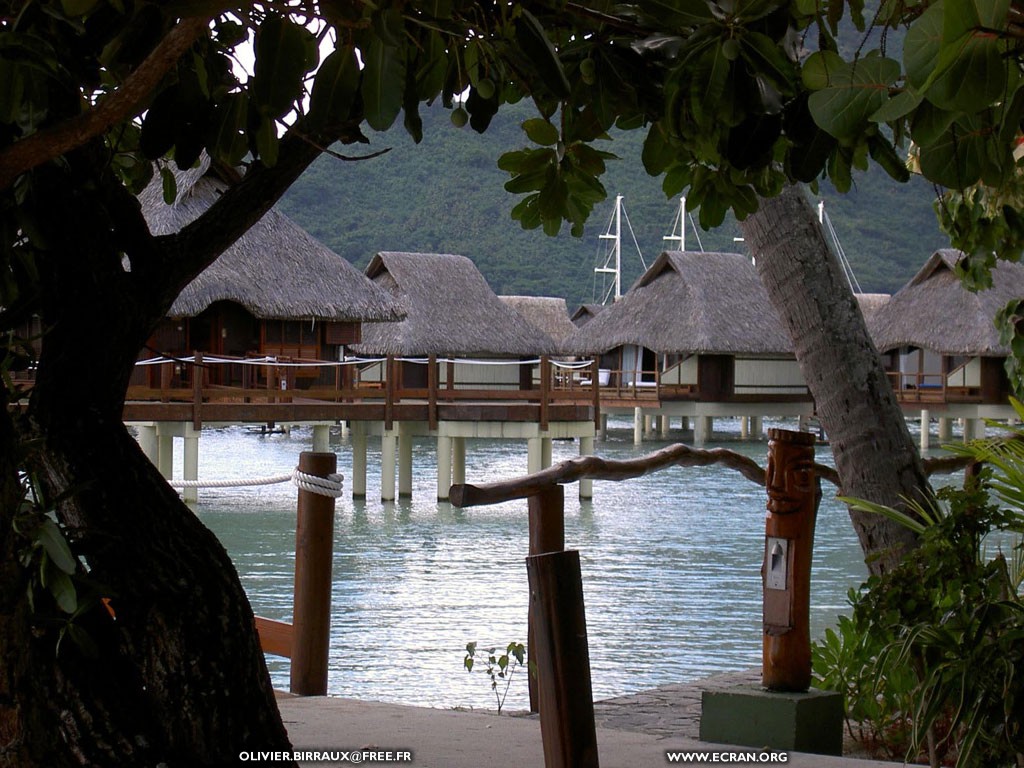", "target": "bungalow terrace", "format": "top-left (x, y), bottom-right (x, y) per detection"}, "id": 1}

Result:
top-left (867, 249), bottom-right (1024, 443)
top-left (134, 159), bottom-right (401, 394)
top-left (567, 251), bottom-right (813, 442)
